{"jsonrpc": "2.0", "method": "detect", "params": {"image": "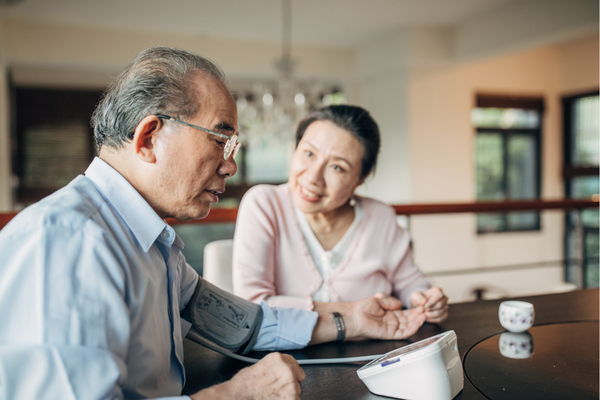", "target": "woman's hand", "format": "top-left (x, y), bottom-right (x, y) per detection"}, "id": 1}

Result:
top-left (410, 287), bottom-right (449, 323)
top-left (344, 293), bottom-right (426, 340)
top-left (309, 293), bottom-right (426, 345)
